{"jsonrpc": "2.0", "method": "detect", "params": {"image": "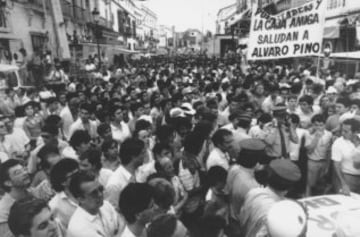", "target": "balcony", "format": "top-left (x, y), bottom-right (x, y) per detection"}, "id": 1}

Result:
top-left (73, 6), bottom-right (91, 23)
top-left (26, 0), bottom-right (51, 13)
